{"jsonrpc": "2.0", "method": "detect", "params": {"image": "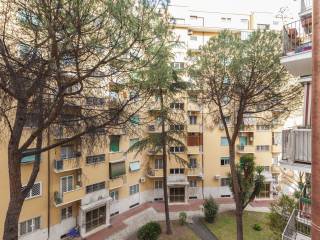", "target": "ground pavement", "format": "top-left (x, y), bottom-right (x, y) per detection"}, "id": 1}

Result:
top-left (86, 198), bottom-right (273, 240)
